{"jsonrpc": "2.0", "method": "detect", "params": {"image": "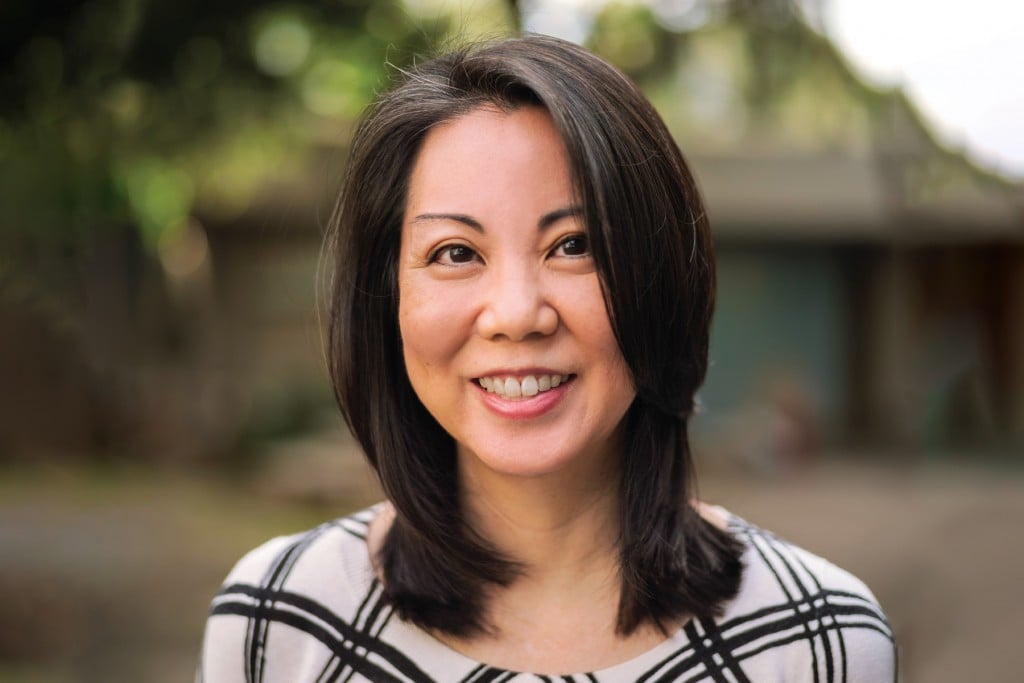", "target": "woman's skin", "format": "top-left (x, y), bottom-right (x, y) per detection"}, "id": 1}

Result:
top-left (369, 105), bottom-right (724, 673)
